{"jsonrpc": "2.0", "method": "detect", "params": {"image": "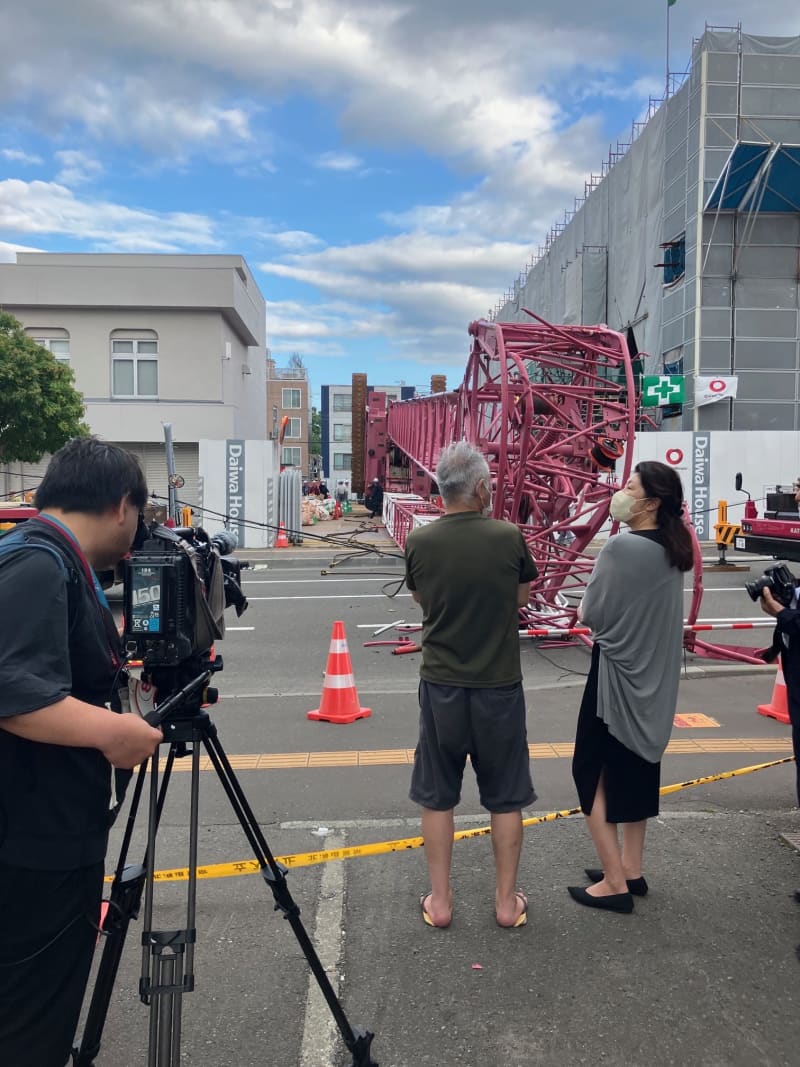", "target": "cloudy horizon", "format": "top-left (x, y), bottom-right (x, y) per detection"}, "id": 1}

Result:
top-left (1, 1), bottom-right (798, 401)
